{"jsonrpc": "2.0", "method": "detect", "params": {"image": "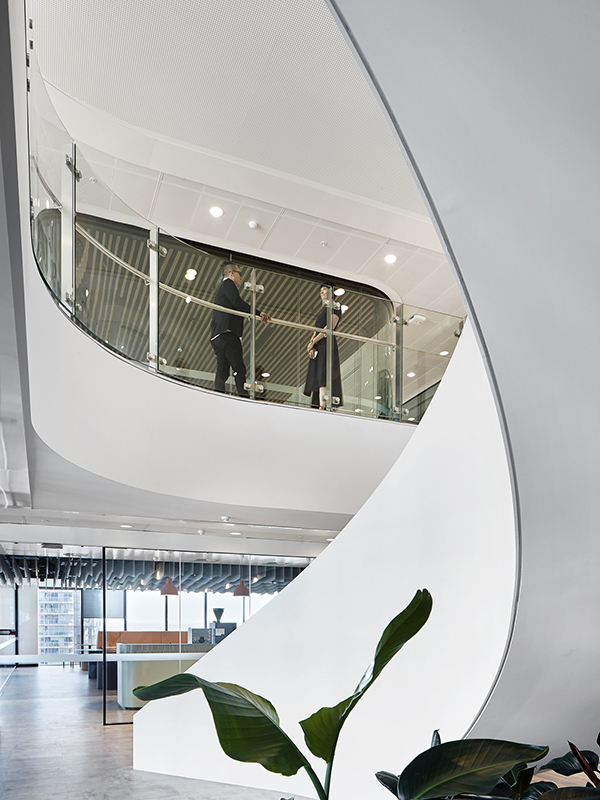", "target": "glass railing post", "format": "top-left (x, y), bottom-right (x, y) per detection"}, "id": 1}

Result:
top-left (395, 304), bottom-right (404, 421)
top-left (61, 142), bottom-right (75, 312)
top-left (325, 286), bottom-right (333, 411)
top-left (148, 227), bottom-right (159, 372)
top-left (249, 266), bottom-right (256, 400)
